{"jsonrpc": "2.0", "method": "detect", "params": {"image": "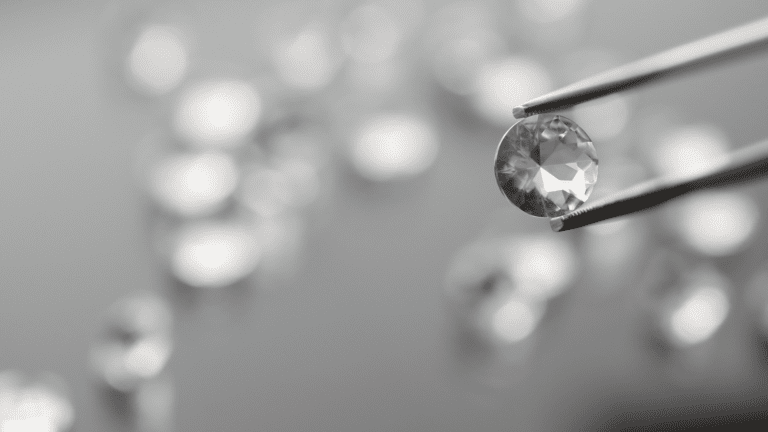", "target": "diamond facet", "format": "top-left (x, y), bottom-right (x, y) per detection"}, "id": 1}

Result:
top-left (494, 114), bottom-right (597, 217)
